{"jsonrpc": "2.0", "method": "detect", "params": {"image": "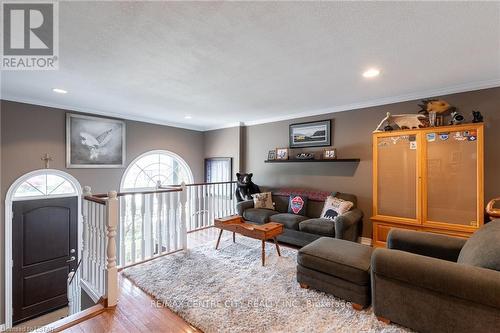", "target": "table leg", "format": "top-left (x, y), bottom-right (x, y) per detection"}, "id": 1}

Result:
top-left (233, 232), bottom-right (235, 243)
top-left (215, 229), bottom-right (223, 250)
top-left (273, 237), bottom-right (281, 256)
top-left (261, 240), bottom-right (265, 266)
